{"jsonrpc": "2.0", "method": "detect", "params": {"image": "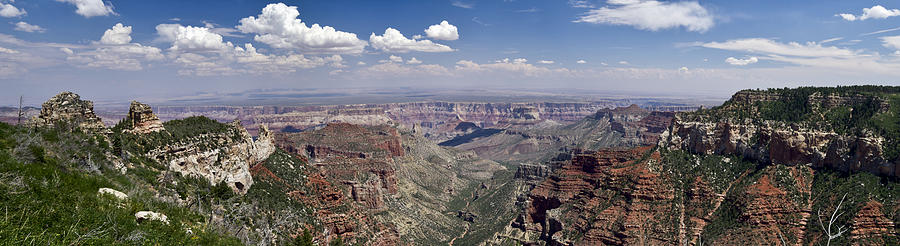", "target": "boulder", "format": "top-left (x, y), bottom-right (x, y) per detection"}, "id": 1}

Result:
top-left (98, 188), bottom-right (128, 200)
top-left (135, 211), bottom-right (168, 224)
